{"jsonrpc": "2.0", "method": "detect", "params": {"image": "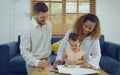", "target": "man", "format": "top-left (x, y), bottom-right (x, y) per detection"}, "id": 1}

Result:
top-left (20, 2), bottom-right (52, 74)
